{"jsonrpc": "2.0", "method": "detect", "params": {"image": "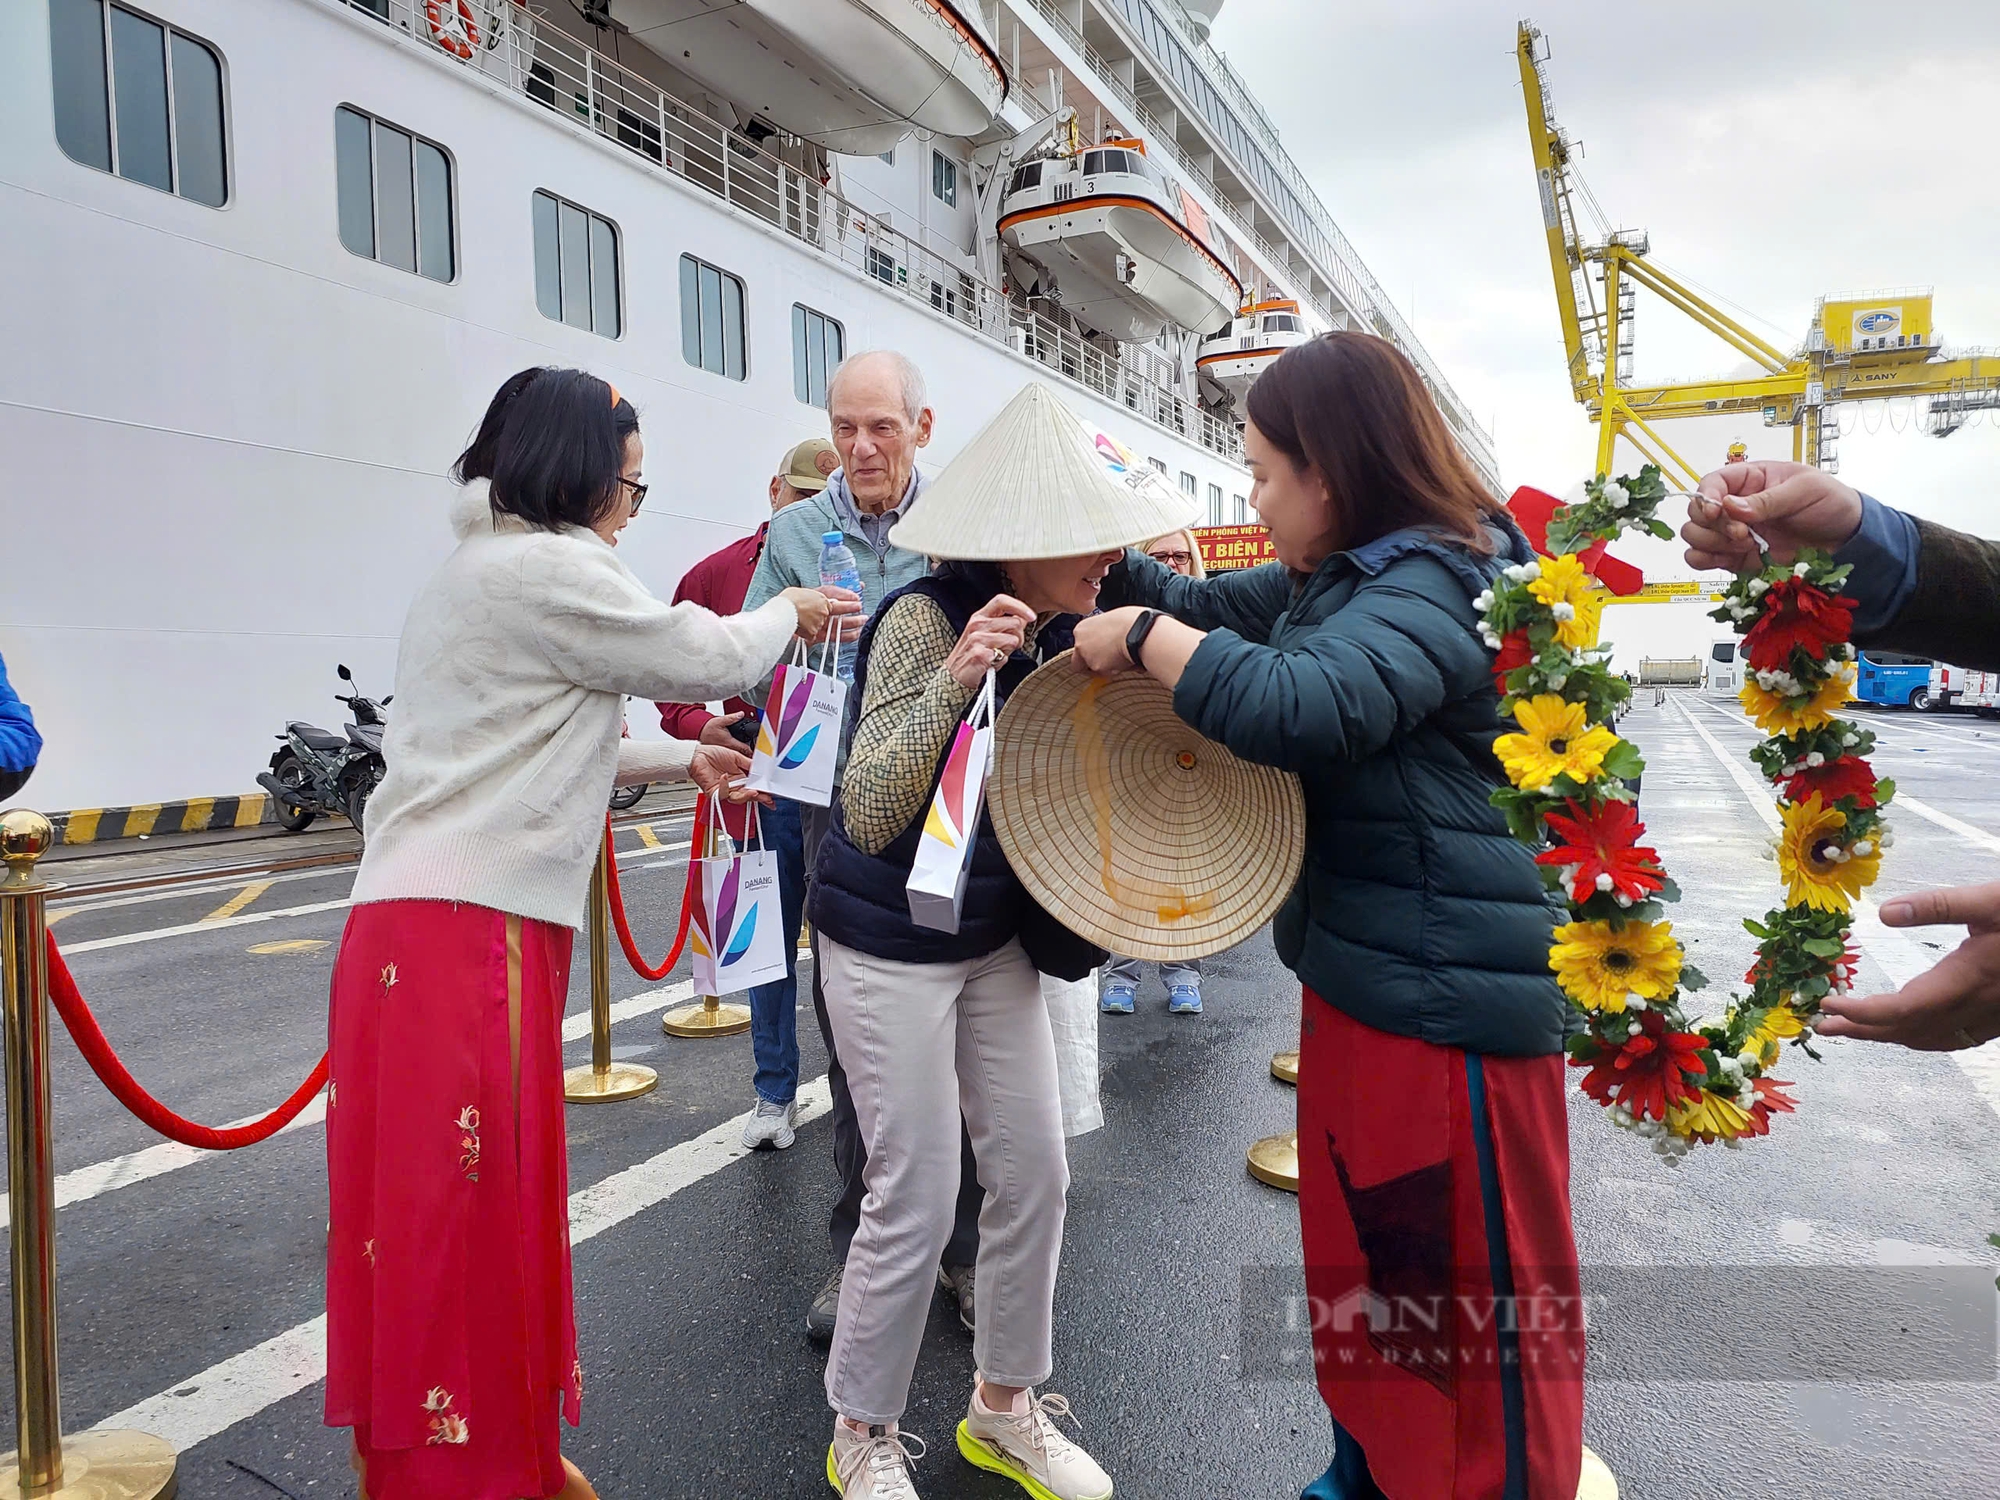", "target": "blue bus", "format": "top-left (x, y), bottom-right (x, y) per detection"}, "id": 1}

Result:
top-left (1854, 650), bottom-right (1935, 709)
